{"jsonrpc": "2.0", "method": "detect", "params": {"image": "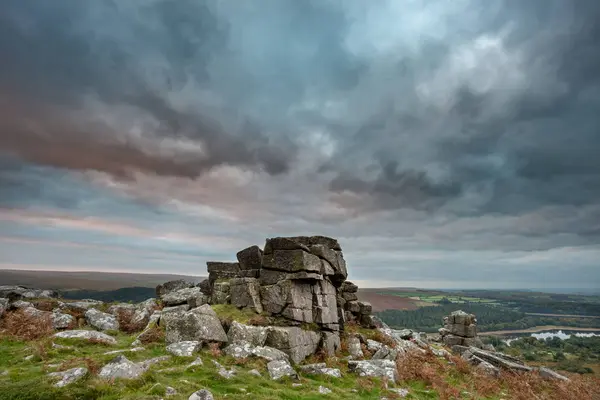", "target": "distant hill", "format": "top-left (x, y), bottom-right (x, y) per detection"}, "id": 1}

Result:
top-left (0, 269), bottom-right (205, 291)
top-left (60, 286), bottom-right (158, 303)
